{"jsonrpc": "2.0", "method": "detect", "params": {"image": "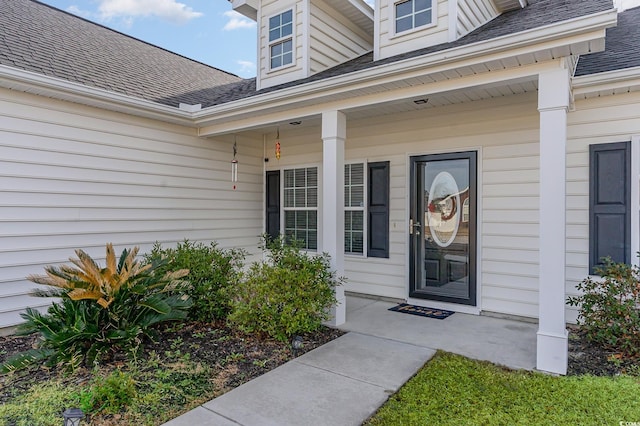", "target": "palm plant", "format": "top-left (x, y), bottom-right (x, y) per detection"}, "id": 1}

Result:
top-left (2, 244), bottom-right (192, 372)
